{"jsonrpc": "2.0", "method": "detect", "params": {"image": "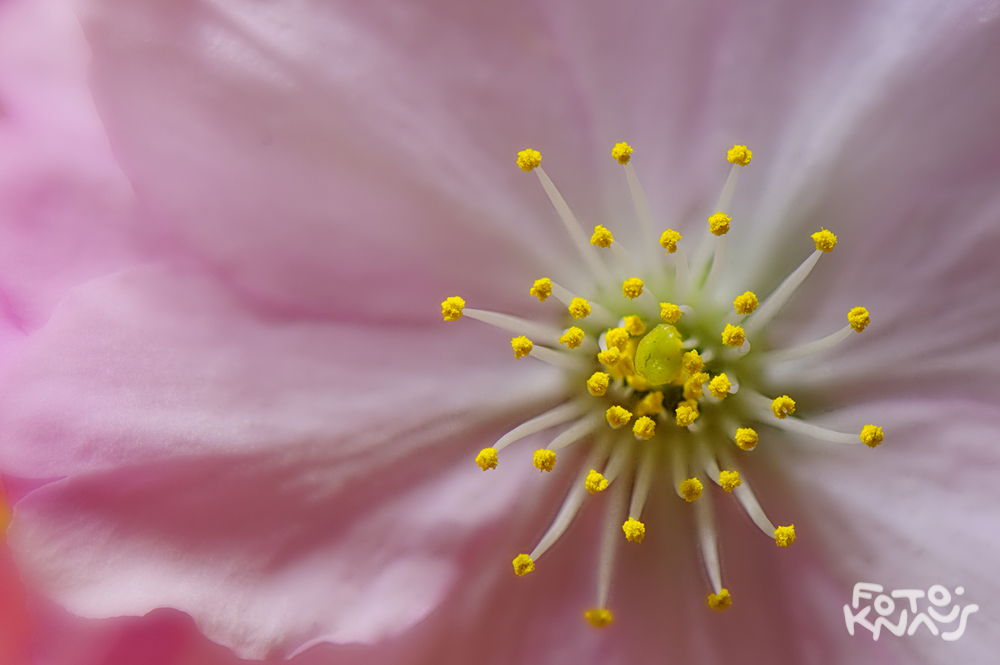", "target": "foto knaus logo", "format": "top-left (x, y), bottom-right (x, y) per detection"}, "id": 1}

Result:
top-left (845, 583), bottom-right (978, 641)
